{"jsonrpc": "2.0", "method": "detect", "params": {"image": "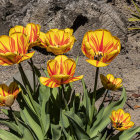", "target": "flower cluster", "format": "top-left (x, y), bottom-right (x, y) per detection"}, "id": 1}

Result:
top-left (0, 23), bottom-right (136, 140)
